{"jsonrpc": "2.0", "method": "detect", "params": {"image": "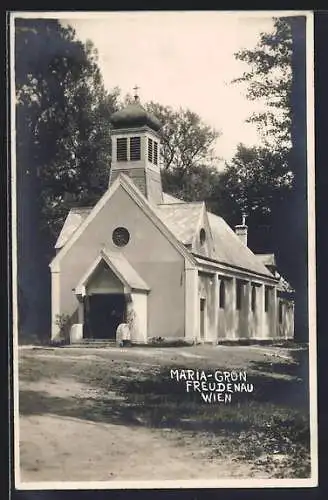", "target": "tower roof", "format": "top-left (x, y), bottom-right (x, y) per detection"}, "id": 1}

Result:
top-left (110, 98), bottom-right (162, 132)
